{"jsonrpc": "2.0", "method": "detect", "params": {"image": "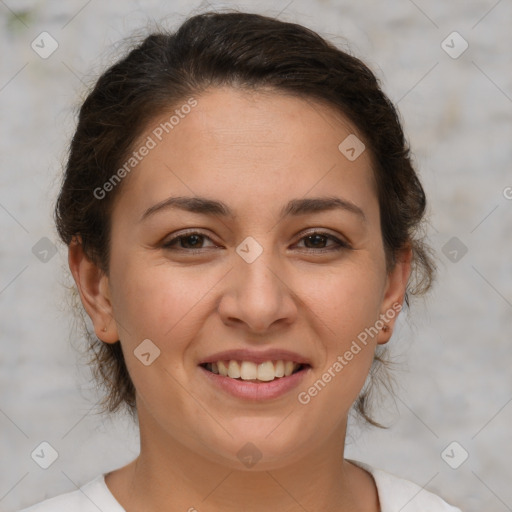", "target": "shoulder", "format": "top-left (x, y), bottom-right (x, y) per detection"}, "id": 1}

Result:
top-left (351, 460), bottom-right (463, 512)
top-left (17, 474), bottom-right (123, 512)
